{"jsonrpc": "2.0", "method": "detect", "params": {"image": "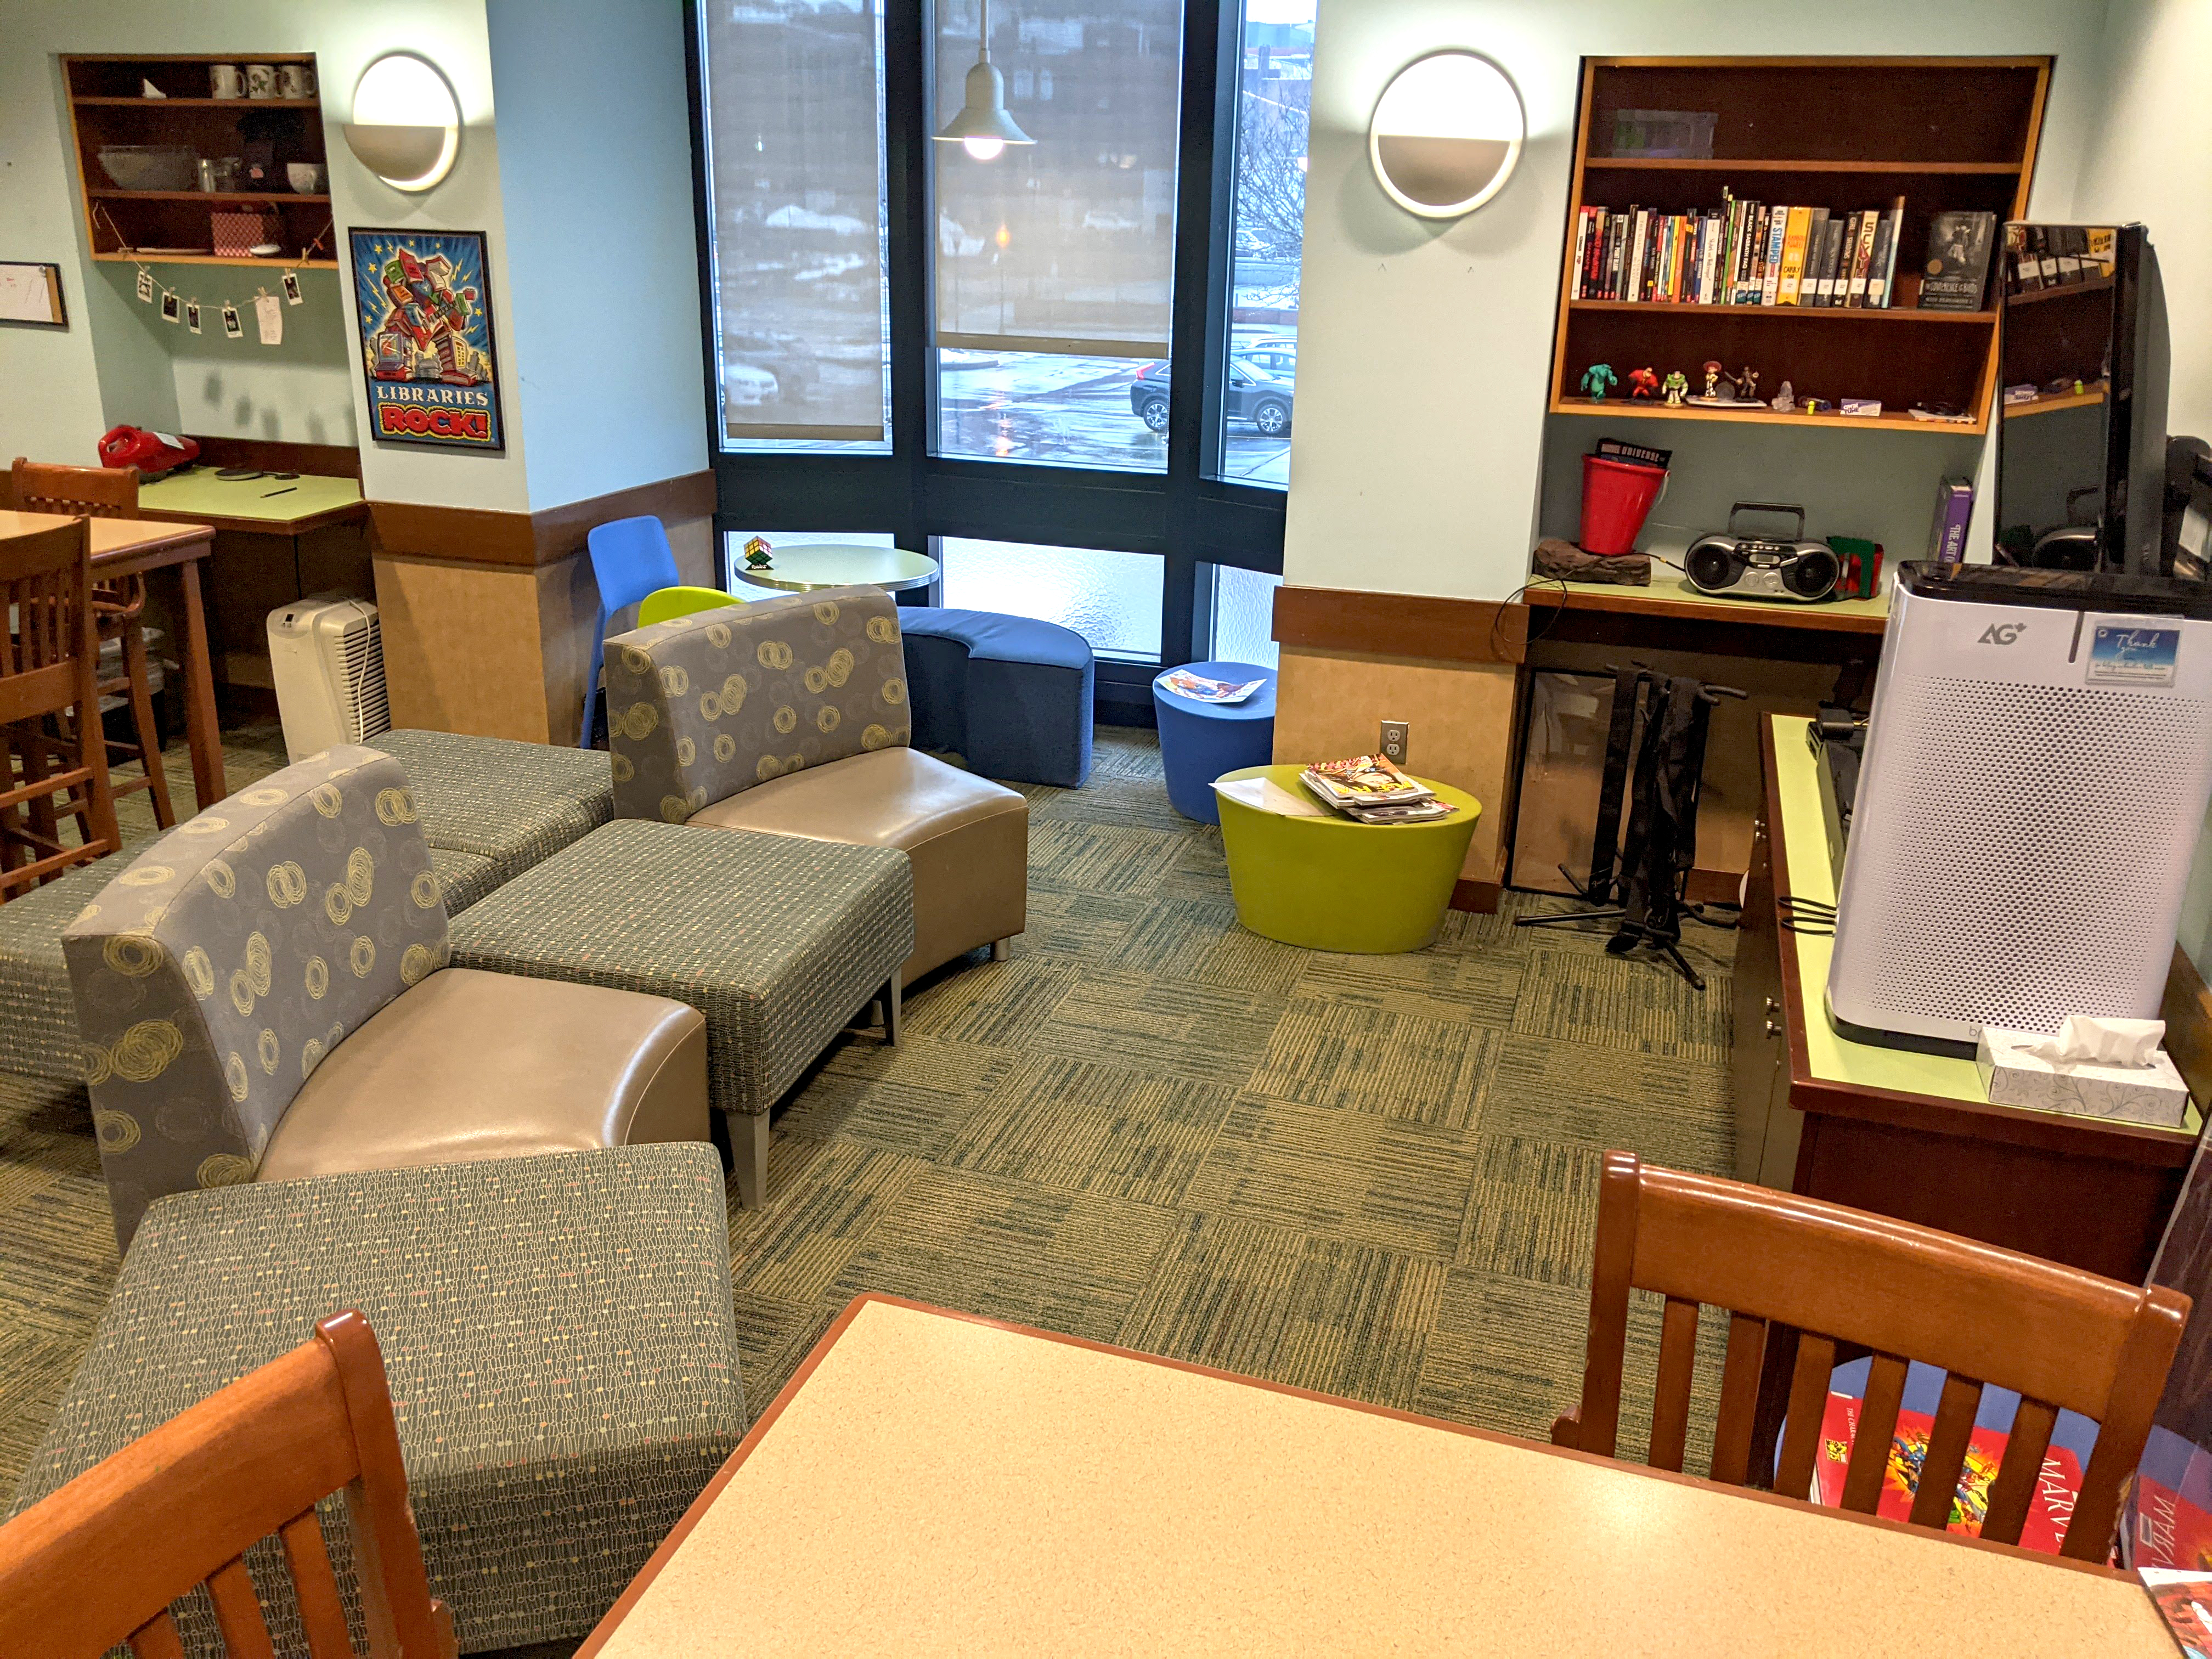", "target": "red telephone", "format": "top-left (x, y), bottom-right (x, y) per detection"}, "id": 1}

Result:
top-left (97, 426), bottom-right (200, 478)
